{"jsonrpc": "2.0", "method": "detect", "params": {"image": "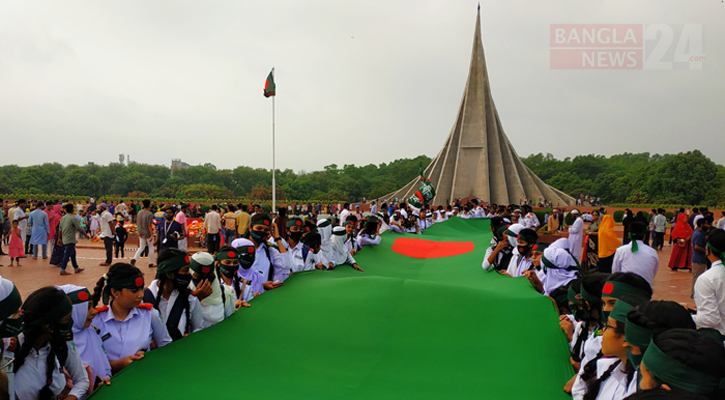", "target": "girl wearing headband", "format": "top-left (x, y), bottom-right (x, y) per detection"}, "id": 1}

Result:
top-left (91, 263), bottom-right (172, 373)
top-left (143, 249), bottom-right (203, 342)
top-left (13, 287), bottom-right (90, 400)
top-left (215, 245), bottom-right (252, 310)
